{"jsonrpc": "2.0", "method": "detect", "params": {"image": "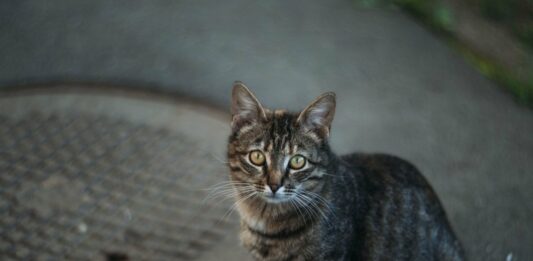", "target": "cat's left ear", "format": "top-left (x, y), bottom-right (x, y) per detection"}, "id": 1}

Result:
top-left (231, 81), bottom-right (267, 129)
top-left (296, 92), bottom-right (336, 138)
